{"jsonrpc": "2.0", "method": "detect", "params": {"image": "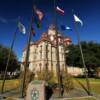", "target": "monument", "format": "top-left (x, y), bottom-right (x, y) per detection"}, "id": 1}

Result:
top-left (26, 80), bottom-right (46, 100)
